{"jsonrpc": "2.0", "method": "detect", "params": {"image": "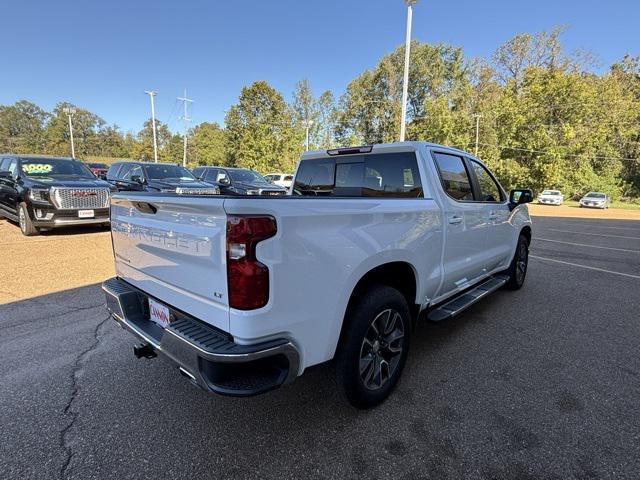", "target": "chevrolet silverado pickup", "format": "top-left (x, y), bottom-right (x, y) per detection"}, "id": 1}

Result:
top-left (102, 142), bottom-right (533, 408)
